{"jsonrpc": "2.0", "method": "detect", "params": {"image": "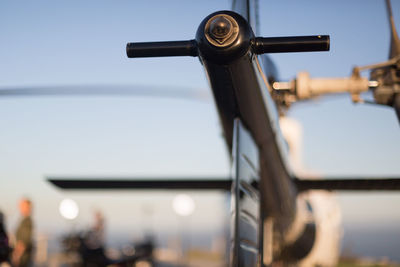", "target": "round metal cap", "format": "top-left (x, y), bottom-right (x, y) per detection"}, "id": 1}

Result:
top-left (205, 14), bottom-right (239, 47)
